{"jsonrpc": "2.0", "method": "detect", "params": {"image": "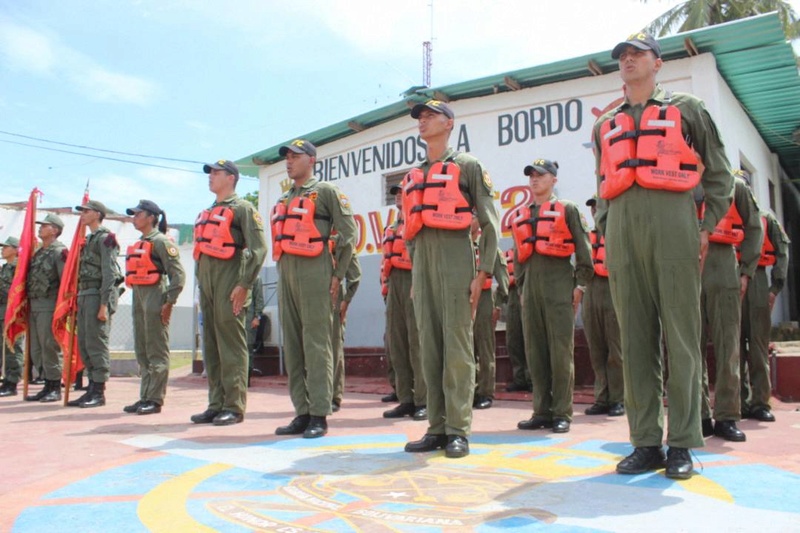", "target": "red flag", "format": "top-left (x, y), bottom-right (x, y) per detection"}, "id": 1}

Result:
top-left (4, 188), bottom-right (39, 349)
top-left (54, 187), bottom-right (89, 384)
